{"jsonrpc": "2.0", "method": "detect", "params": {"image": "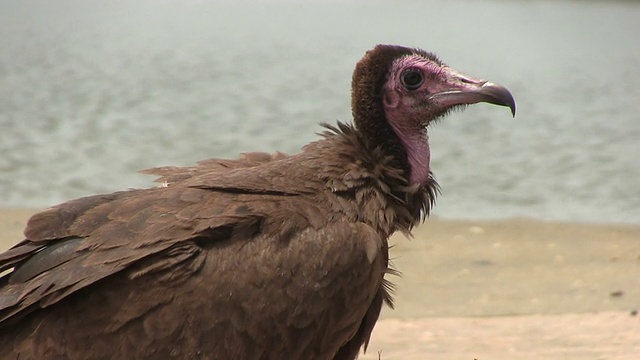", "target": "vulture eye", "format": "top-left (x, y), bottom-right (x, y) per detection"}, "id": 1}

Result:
top-left (401, 70), bottom-right (424, 90)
